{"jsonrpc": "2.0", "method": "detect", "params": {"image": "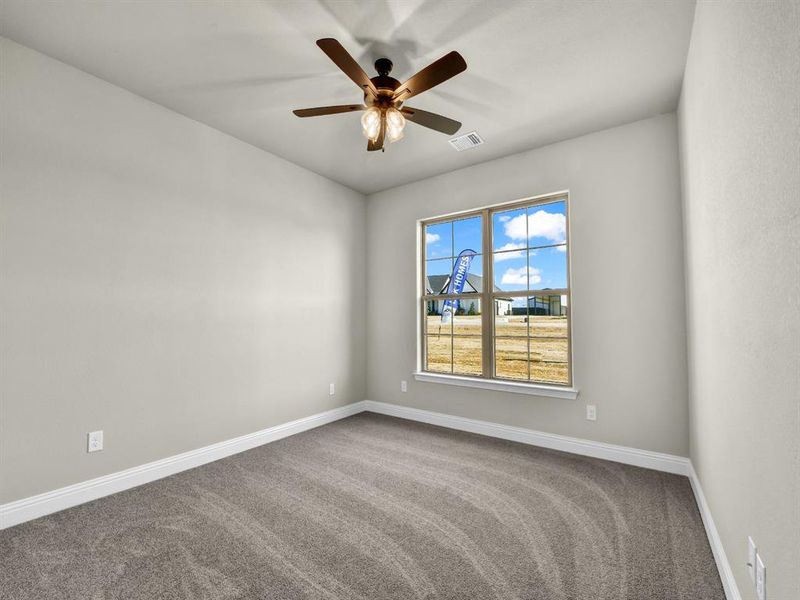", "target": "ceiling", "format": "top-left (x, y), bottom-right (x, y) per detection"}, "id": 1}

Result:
top-left (0, 0), bottom-right (696, 195)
